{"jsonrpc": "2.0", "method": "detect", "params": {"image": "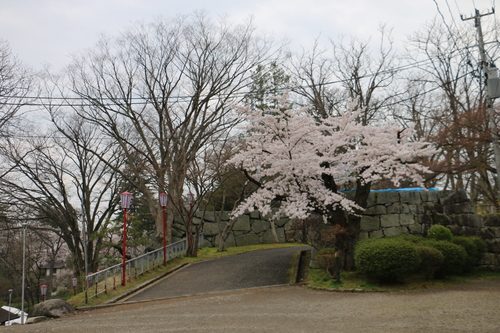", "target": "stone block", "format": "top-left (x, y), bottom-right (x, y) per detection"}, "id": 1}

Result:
top-left (401, 204), bottom-right (411, 214)
top-left (285, 218), bottom-right (301, 229)
top-left (485, 215), bottom-right (500, 227)
top-left (370, 229), bottom-right (384, 239)
top-left (172, 225), bottom-right (185, 238)
top-left (399, 214), bottom-right (415, 226)
top-left (360, 216), bottom-right (380, 232)
top-left (359, 232), bottom-right (369, 240)
top-left (431, 212), bottom-right (452, 225)
top-left (487, 239), bottom-right (500, 253)
top-left (215, 232), bottom-right (235, 247)
top-left (366, 192), bottom-right (376, 207)
top-left (480, 253), bottom-right (499, 266)
top-left (262, 209), bottom-right (278, 220)
top-left (407, 223), bottom-right (423, 234)
top-left (387, 203), bottom-right (401, 214)
top-left (363, 205), bottom-right (387, 215)
top-left (376, 191), bottom-right (400, 205)
top-left (444, 203), bottom-right (474, 215)
top-left (480, 227), bottom-right (500, 239)
top-left (447, 224), bottom-right (461, 236)
top-left (249, 210), bottom-right (260, 219)
top-left (453, 214), bottom-right (484, 228)
top-left (262, 228), bottom-right (286, 244)
top-left (275, 218), bottom-right (290, 227)
top-left (233, 215), bottom-right (251, 231)
top-left (251, 219), bottom-right (270, 233)
top-left (384, 226), bottom-right (407, 237)
top-left (400, 191), bottom-right (422, 205)
top-left (199, 211), bottom-right (216, 222)
top-left (380, 214), bottom-right (399, 228)
top-left (202, 221), bottom-right (225, 236)
top-left (408, 205), bottom-right (421, 214)
top-left (235, 233), bottom-right (260, 246)
top-left (420, 190), bottom-right (439, 203)
top-left (441, 190), bottom-right (469, 206)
